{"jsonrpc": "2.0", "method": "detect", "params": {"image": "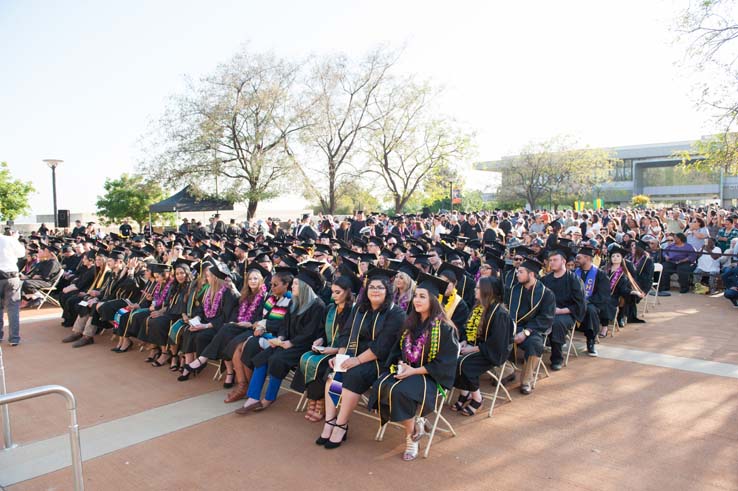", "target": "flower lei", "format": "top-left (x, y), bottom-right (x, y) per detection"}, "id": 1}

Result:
top-left (204, 284), bottom-right (228, 318)
top-left (438, 290), bottom-right (457, 317)
top-left (465, 305), bottom-right (483, 344)
top-left (399, 316), bottom-right (442, 366)
top-left (238, 284), bottom-right (267, 323)
top-left (153, 279), bottom-right (174, 309)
